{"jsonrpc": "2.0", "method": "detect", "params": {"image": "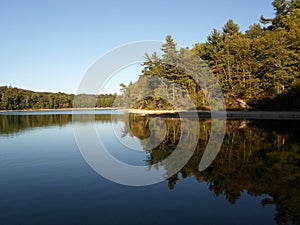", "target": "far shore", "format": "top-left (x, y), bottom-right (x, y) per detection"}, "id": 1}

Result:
top-left (0, 107), bottom-right (117, 113)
